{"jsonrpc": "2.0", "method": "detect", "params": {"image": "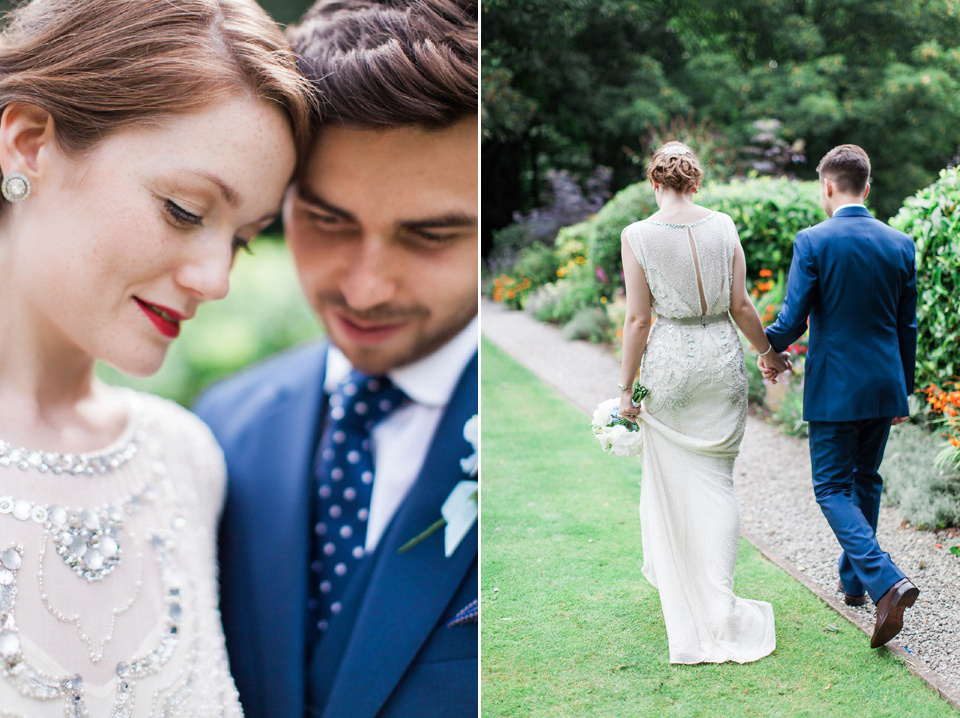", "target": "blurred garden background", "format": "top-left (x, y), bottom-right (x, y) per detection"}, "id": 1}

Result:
top-left (483, 0), bottom-right (960, 530)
